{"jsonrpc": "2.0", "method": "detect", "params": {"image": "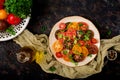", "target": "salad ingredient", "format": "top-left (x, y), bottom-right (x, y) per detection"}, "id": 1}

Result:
top-left (4, 0), bottom-right (32, 18)
top-left (59, 23), bottom-right (66, 30)
top-left (91, 38), bottom-right (98, 44)
top-left (0, 20), bottom-right (9, 31)
top-left (52, 40), bottom-right (63, 52)
top-left (65, 28), bottom-right (76, 39)
top-left (7, 14), bottom-right (21, 25)
top-left (79, 40), bottom-right (85, 46)
top-left (81, 46), bottom-right (89, 57)
top-left (68, 22), bottom-right (79, 30)
top-left (72, 44), bottom-right (82, 54)
top-left (0, 9), bottom-right (7, 20)
top-left (63, 55), bottom-right (70, 61)
top-left (56, 52), bottom-right (63, 58)
top-left (87, 44), bottom-right (98, 54)
top-left (79, 22), bottom-right (88, 31)
top-left (73, 54), bottom-right (84, 62)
